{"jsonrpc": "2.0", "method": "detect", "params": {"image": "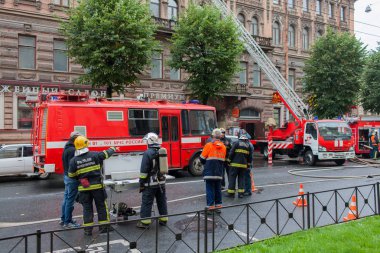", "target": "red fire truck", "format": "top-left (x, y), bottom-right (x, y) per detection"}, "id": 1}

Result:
top-left (346, 117), bottom-right (380, 157)
top-left (31, 92), bottom-right (217, 177)
top-left (256, 91), bottom-right (355, 166)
